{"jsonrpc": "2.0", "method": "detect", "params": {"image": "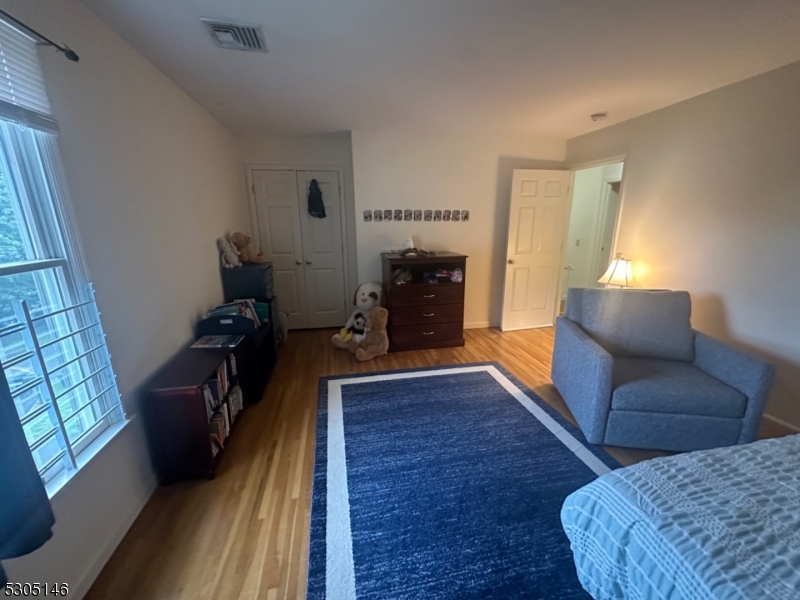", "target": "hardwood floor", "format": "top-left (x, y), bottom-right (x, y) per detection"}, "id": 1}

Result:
top-left (85, 326), bottom-right (791, 600)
